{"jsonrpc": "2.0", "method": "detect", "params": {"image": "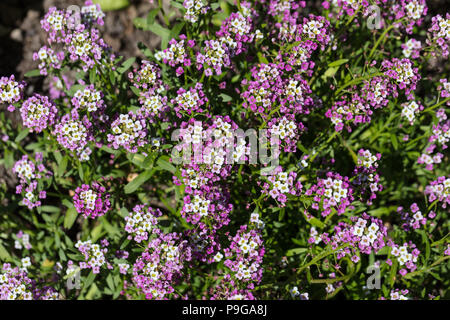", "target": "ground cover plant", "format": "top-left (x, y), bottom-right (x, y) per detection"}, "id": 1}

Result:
top-left (0, 0), bottom-right (449, 300)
